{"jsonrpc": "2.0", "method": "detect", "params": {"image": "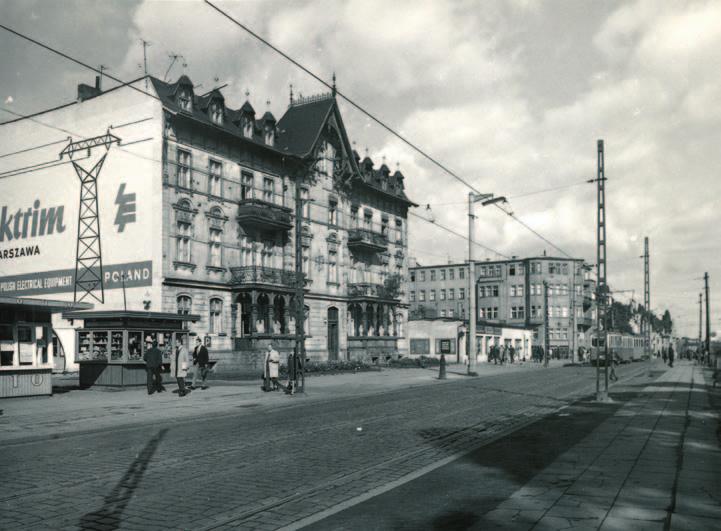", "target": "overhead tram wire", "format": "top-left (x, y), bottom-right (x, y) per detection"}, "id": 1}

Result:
top-left (203, 0), bottom-right (581, 261)
top-left (0, 137), bottom-right (70, 159)
top-left (0, 23), bottom-right (162, 105)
